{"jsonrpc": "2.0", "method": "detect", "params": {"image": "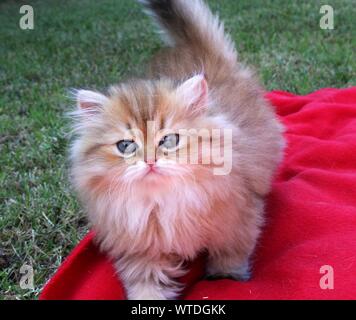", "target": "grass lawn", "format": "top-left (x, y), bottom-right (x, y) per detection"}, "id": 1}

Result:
top-left (0, 0), bottom-right (355, 299)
